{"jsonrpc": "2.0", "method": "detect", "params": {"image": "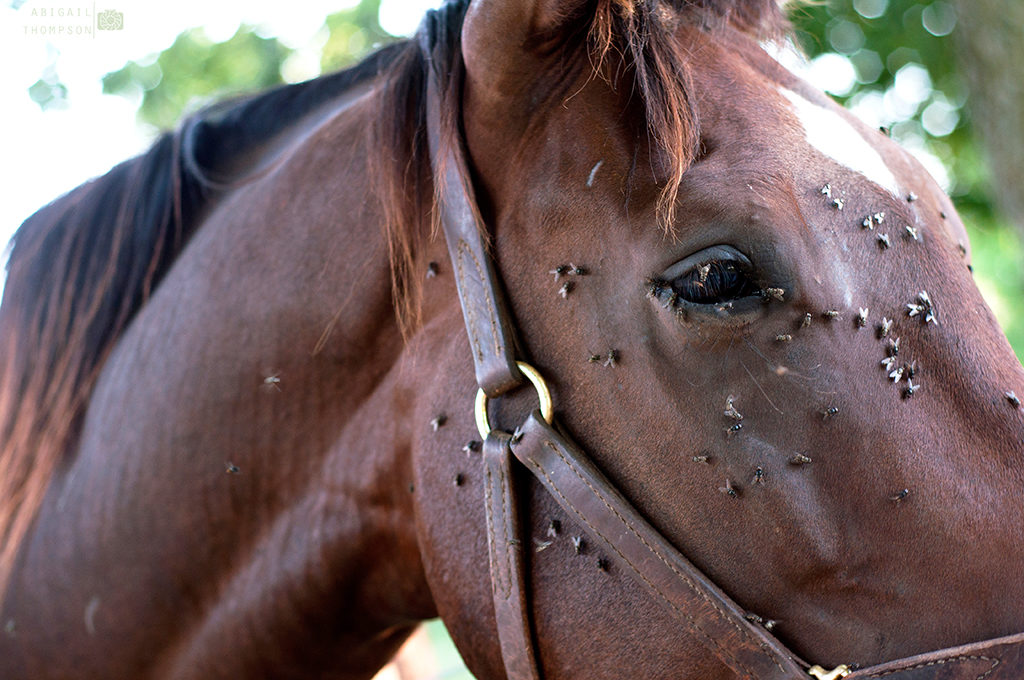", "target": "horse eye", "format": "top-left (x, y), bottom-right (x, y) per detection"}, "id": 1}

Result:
top-left (670, 259), bottom-right (758, 304)
top-left (651, 245), bottom-right (760, 309)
